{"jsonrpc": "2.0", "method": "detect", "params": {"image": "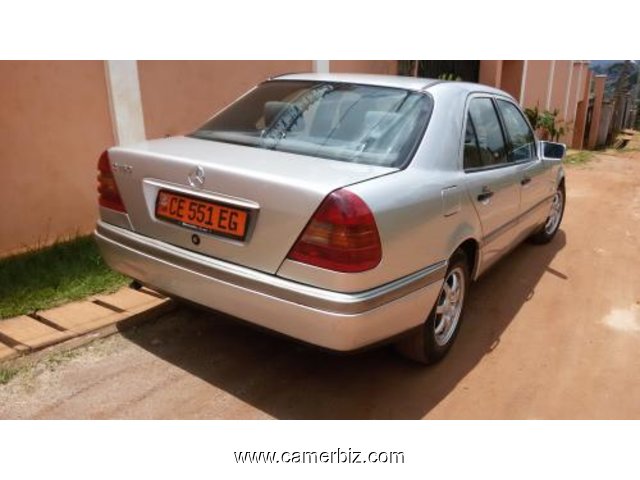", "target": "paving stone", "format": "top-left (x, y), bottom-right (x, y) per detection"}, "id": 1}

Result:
top-left (96, 288), bottom-right (161, 311)
top-left (0, 342), bottom-right (18, 361)
top-left (140, 287), bottom-right (165, 299)
top-left (0, 316), bottom-right (72, 350)
top-left (38, 301), bottom-right (123, 334)
top-left (0, 288), bottom-right (173, 358)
